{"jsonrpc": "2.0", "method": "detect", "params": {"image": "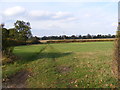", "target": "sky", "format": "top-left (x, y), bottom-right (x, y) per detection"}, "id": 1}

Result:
top-left (0, 1), bottom-right (118, 37)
